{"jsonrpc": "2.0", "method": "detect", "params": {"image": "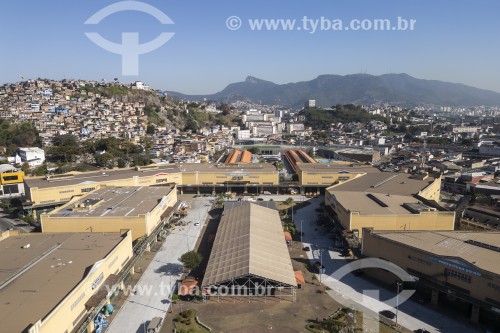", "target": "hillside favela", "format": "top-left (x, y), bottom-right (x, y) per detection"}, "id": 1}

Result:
top-left (1, 2), bottom-right (499, 333)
